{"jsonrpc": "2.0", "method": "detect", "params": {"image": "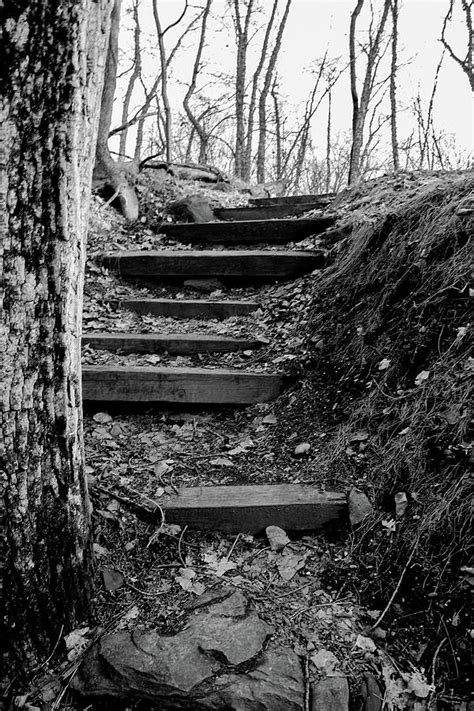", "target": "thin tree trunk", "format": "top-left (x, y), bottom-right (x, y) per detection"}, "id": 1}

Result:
top-left (1, 0), bottom-right (113, 674)
top-left (256, 0), bottom-right (292, 183)
top-left (233, 0), bottom-right (255, 178)
top-left (271, 80), bottom-right (282, 179)
top-left (183, 0), bottom-right (213, 163)
top-left (119, 0), bottom-right (142, 158)
top-left (242, 0), bottom-right (279, 181)
top-left (152, 0), bottom-right (172, 162)
top-left (326, 87), bottom-right (332, 191)
top-left (390, 0), bottom-right (399, 170)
